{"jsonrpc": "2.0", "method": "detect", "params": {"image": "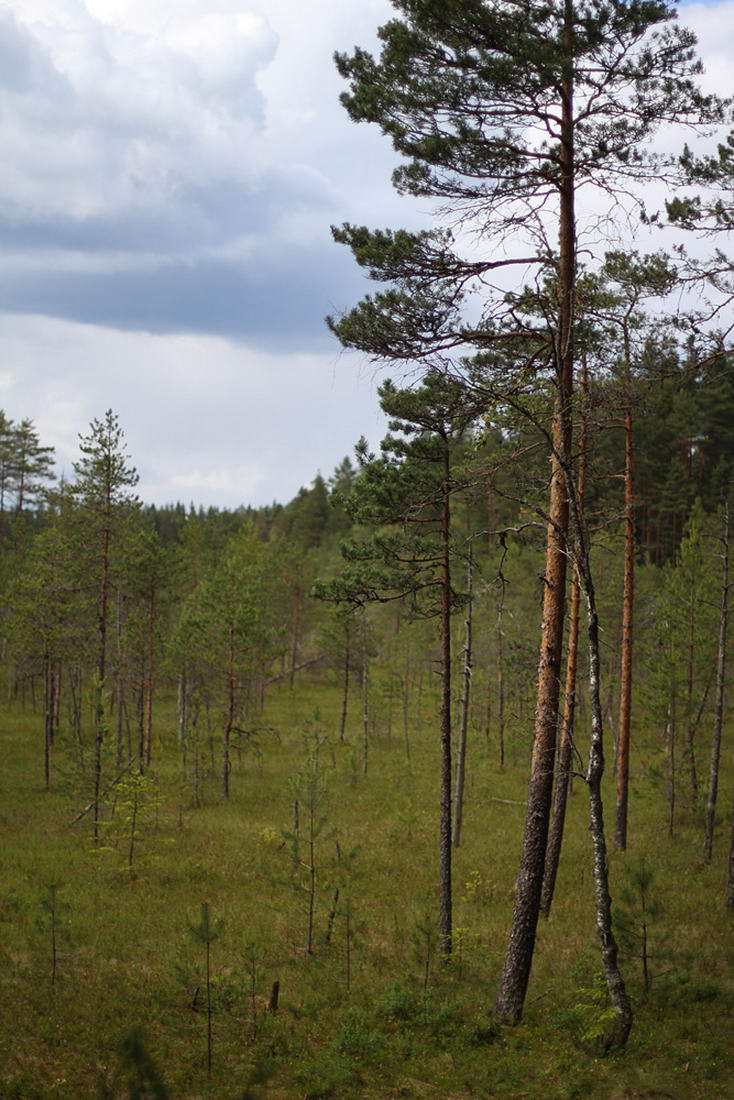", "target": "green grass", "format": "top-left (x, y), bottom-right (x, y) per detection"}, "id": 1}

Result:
top-left (1, 670), bottom-right (733, 1098)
